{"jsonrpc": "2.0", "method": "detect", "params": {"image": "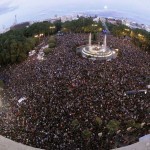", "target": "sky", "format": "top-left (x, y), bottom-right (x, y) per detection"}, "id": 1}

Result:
top-left (0, 0), bottom-right (150, 31)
